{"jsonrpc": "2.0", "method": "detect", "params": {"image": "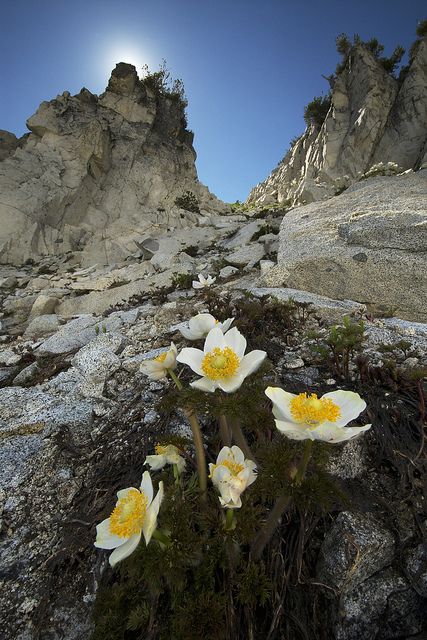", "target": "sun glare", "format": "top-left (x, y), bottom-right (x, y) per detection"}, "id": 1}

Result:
top-left (102, 42), bottom-right (152, 79)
